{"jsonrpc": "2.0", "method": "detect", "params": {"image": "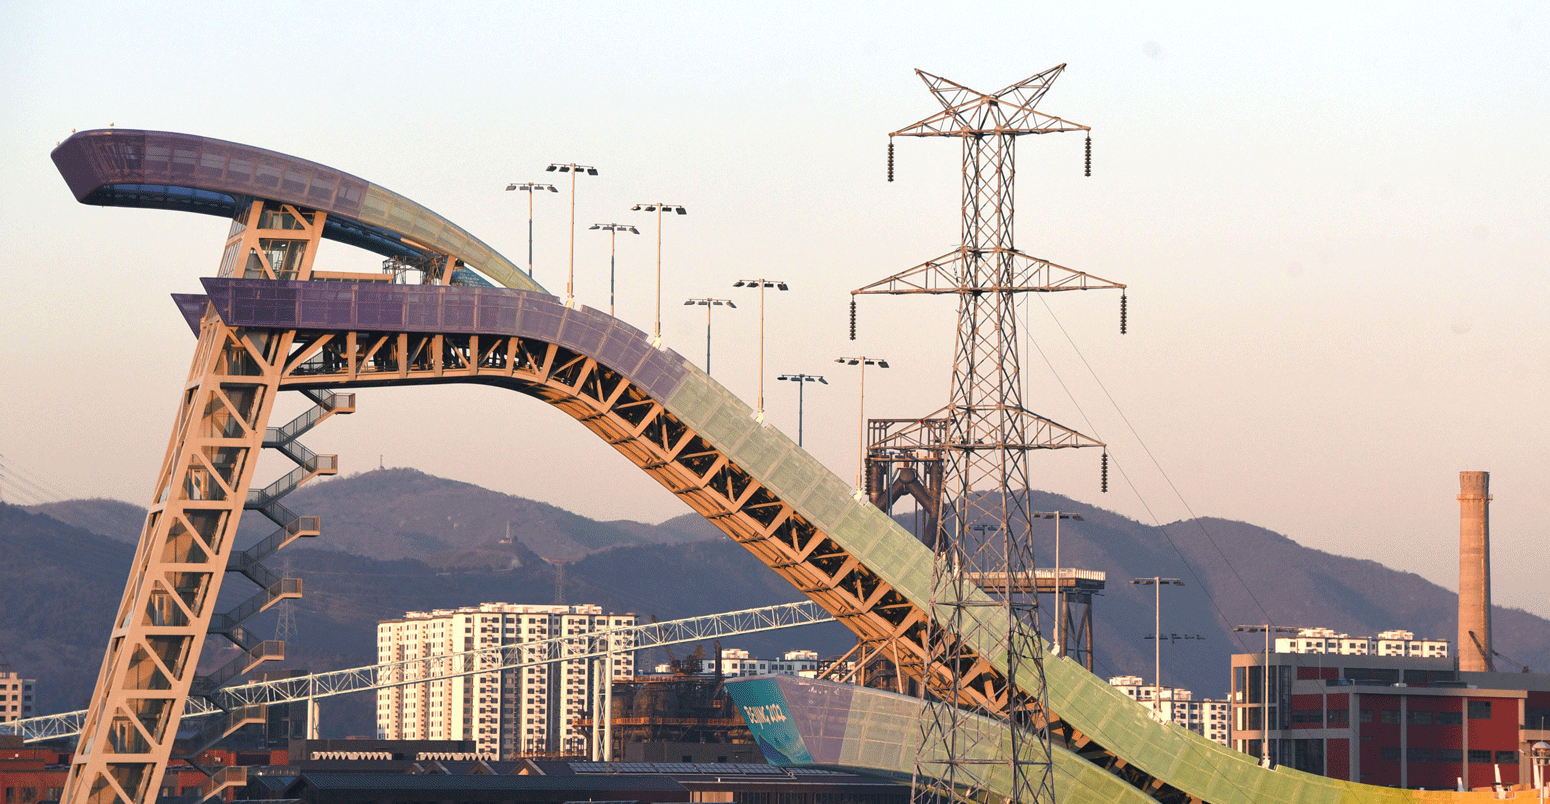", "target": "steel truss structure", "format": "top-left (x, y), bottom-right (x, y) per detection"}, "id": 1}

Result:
top-left (0, 601), bottom-right (833, 745)
top-left (50, 128), bottom-right (1393, 804)
top-left (855, 66), bottom-right (1126, 804)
